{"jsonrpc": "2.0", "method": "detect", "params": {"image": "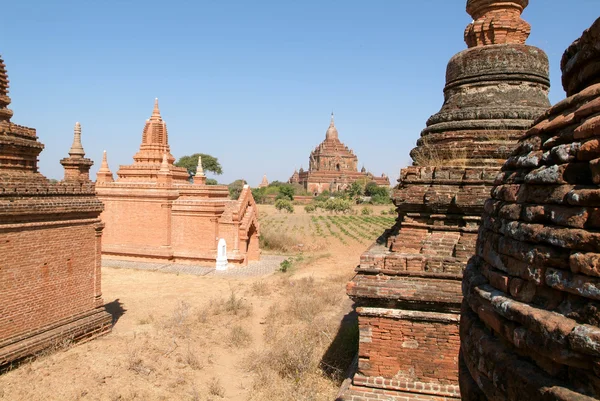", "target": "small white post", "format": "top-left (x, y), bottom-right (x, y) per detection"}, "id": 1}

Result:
top-left (216, 238), bottom-right (228, 271)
